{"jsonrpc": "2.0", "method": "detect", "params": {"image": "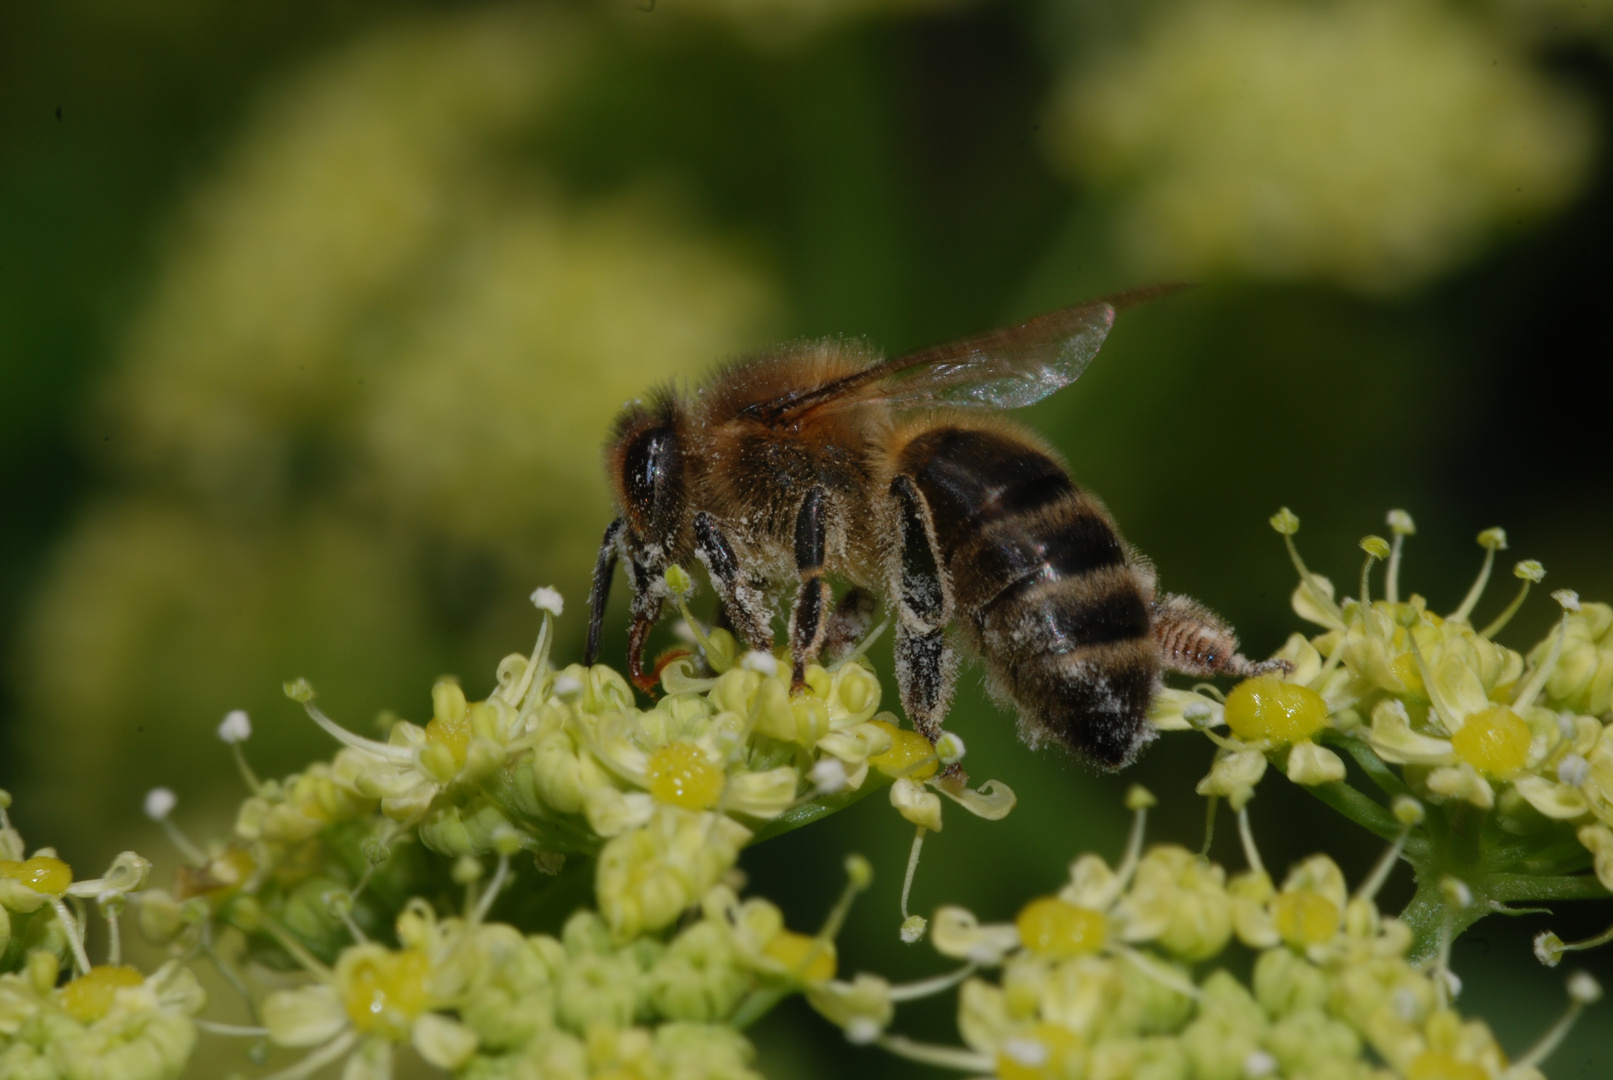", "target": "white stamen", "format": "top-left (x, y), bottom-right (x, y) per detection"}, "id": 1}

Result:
top-left (1243, 1050), bottom-right (1278, 1078)
top-left (553, 674), bottom-right (582, 696)
top-left (217, 710), bottom-right (252, 744)
top-left (740, 650), bottom-right (778, 676)
top-left (303, 702), bottom-right (415, 764)
top-left (143, 788), bottom-right (177, 821)
top-left (1568, 971), bottom-right (1603, 1004)
top-left (810, 758), bottom-right (848, 795)
top-left (1558, 754), bottom-right (1590, 786)
top-left (934, 732), bottom-right (966, 766)
top-left (529, 586), bottom-right (564, 616)
top-left (845, 1018), bottom-right (882, 1045)
top-left (1001, 1037), bottom-right (1049, 1068)
top-left (1438, 968), bottom-right (1463, 999)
